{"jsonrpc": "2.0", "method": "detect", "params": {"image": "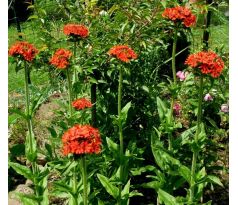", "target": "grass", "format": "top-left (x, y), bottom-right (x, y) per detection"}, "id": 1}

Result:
top-left (8, 23), bottom-right (49, 94)
top-left (8, 21), bottom-right (229, 94)
top-left (191, 23), bottom-right (229, 52)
